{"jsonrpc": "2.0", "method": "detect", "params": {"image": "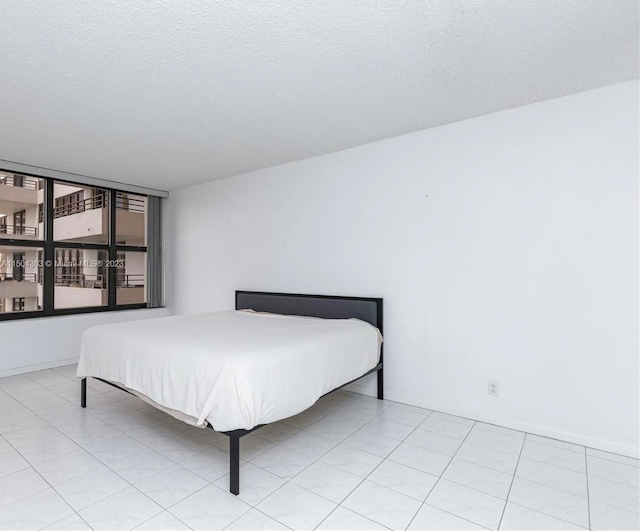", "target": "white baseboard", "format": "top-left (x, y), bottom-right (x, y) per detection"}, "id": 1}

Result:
top-left (0, 357), bottom-right (79, 378)
top-left (346, 381), bottom-right (639, 459)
